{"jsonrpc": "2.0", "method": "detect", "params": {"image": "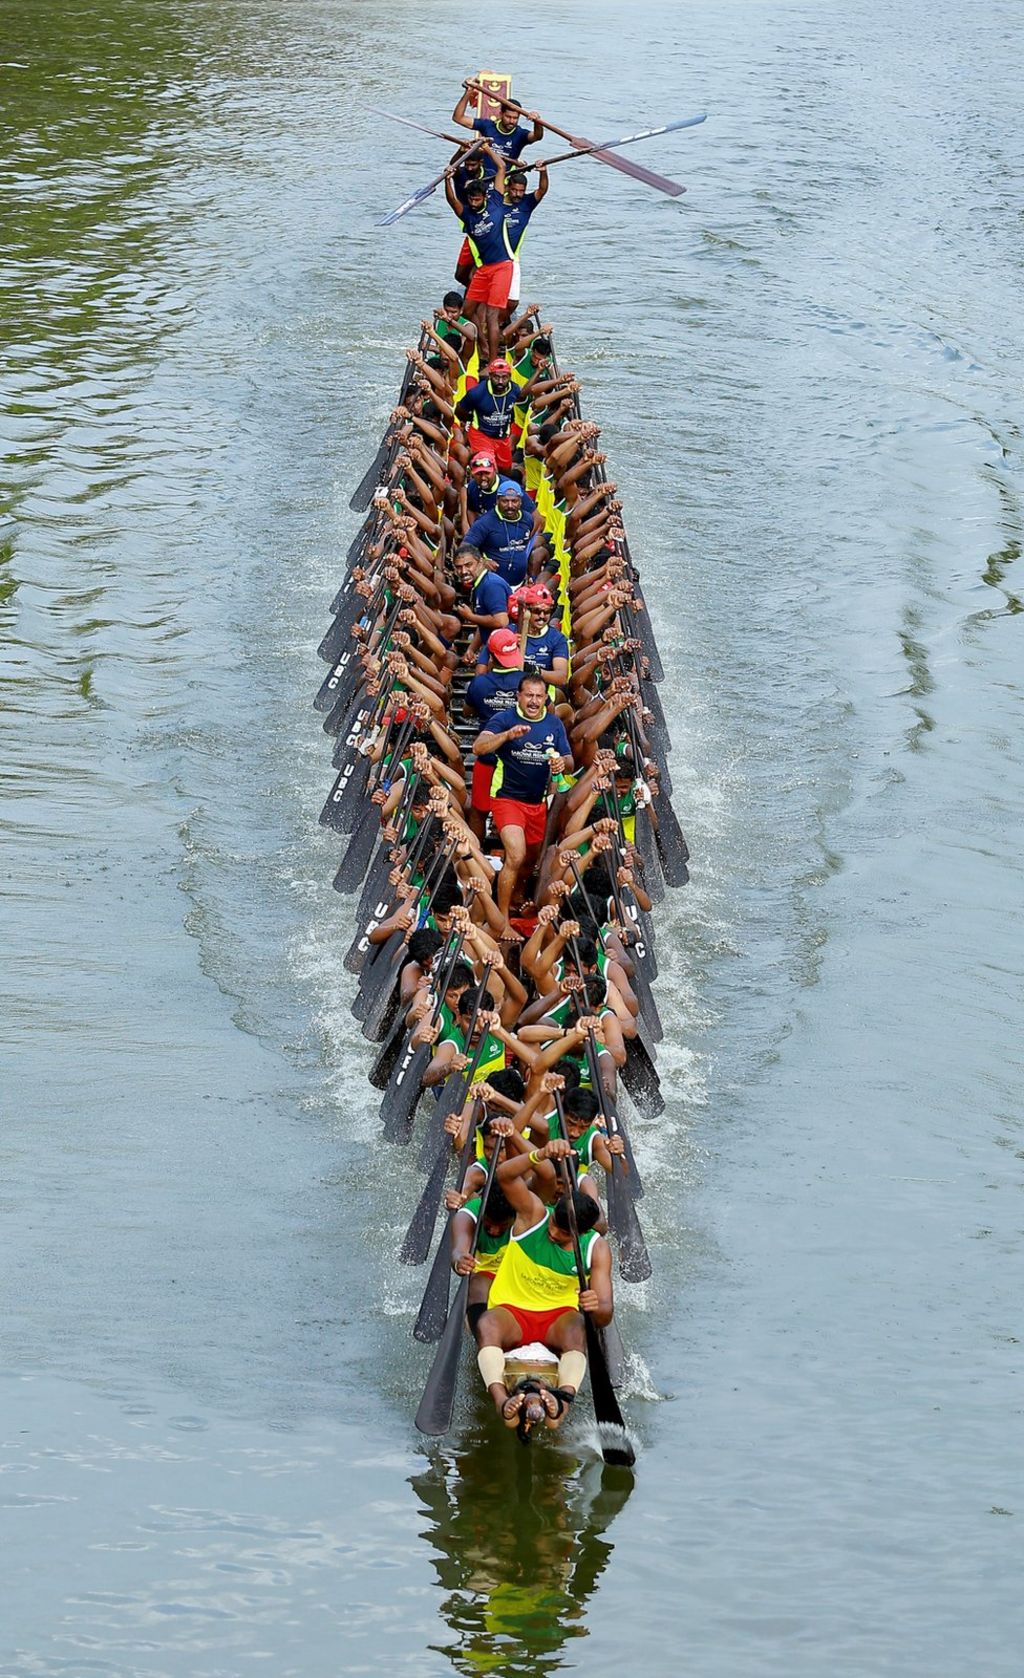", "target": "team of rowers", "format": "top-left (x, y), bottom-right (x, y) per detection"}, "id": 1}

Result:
top-left (324, 88), bottom-right (679, 1441)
